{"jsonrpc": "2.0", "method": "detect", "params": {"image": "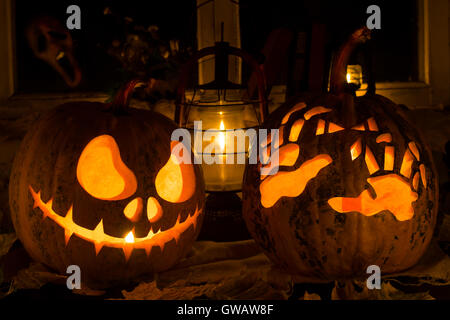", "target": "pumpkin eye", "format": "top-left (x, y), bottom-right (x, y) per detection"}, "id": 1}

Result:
top-left (155, 141), bottom-right (196, 203)
top-left (77, 135), bottom-right (137, 200)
